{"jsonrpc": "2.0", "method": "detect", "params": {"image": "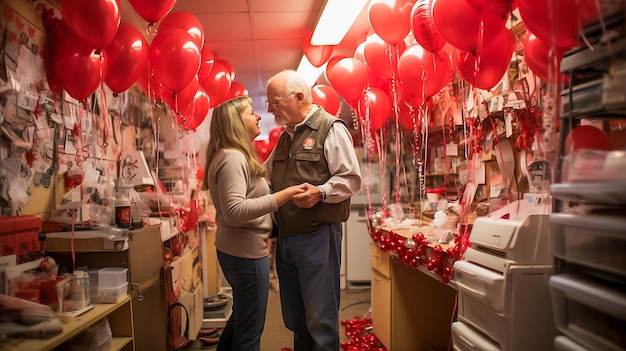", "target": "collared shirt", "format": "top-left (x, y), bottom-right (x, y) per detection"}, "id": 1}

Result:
top-left (265, 105), bottom-right (361, 204)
